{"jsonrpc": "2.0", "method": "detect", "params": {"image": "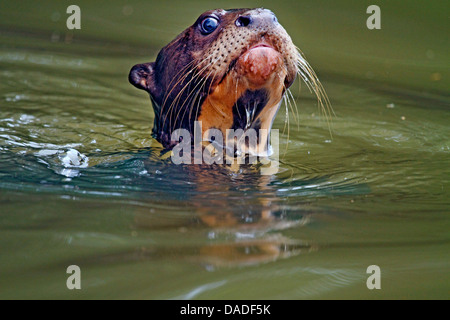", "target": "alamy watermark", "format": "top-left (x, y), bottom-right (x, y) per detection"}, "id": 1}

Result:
top-left (366, 5), bottom-right (381, 30)
top-left (66, 5), bottom-right (81, 30)
top-left (366, 265), bottom-right (381, 290)
top-left (66, 265), bottom-right (81, 290)
top-left (65, 5), bottom-right (381, 31)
